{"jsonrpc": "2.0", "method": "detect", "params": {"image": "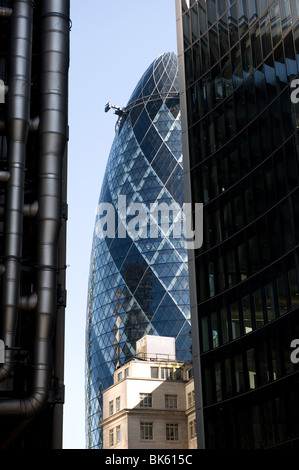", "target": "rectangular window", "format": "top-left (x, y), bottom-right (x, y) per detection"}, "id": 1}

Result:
top-left (215, 360), bottom-right (222, 401)
top-left (166, 424), bottom-right (179, 441)
top-left (277, 275), bottom-right (288, 315)
top-left (242, 295), bottom-right (252, 333)
top-left (220, 308), bottom-right (229, 344)
top-left (235, 352), bottom-right (245, 393)
top-left (161, 367), bottom-right (172, 379)
top-left (187, 390), bottom-right (195, 408)
top-left (109, 429), bottom-right (114, 447)
top-left (151, 367), bottom-right (159, 378)
top-left (139, 393), bottom-right (152, 408)
top-left (140, 422), bottom-right (153, 440)
top-left (165, 394), bottom-right (178, 409)
top-left (253, 289), bottom-right (264, 328)
top-left (118, 372), bottom-right (123, 381)
top-left (289, 269), bottom-right (299, 309)
top-left (247, 348), bottom-right (257, 389)
top-left (231, 302), bottom-right (241, 339)
top-left (189, 420), bottom-right (197, 439)
top-left (174, 367), bottom-right (183, 380)
top-left (211, 311), bottom-right (219, 348)
top-left (116, 425), bottom-right (121, 444)
top-left (109, 400), bottom-right (114, 416)
top-left (116, 396), bottom-right (121, 412)
top-left (265, 282), bottom-right (276, 321)
top-left (125, 368), bottom-right (129, 377)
